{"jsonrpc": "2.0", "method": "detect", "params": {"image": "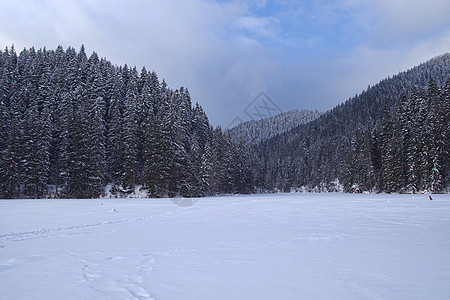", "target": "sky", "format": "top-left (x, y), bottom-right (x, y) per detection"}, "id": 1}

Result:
top-left (1, 0), bottom-right (450, 127)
